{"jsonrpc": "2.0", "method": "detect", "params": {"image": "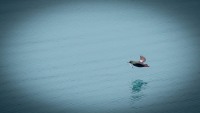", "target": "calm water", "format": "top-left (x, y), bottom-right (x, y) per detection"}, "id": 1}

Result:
top-left (0, 1), bottom-right (200, 113)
